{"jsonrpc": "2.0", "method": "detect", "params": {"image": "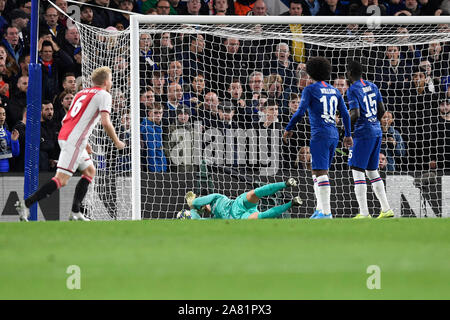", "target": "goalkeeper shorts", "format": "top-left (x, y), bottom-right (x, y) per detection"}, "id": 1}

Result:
top-left (230, 192), bottom-right (258, 219)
